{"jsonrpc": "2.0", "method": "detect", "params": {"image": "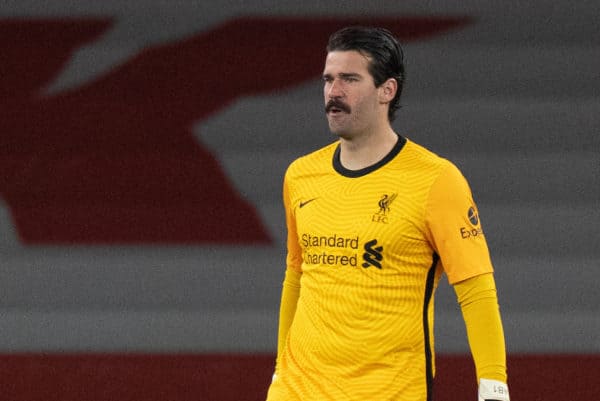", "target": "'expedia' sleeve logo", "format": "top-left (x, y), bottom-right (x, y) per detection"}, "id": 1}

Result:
top-left (460, 206), bottom-right (484, 239)
top-left (468, 206), bottom-right (479, 225)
